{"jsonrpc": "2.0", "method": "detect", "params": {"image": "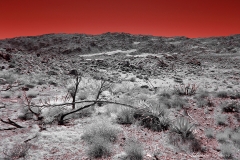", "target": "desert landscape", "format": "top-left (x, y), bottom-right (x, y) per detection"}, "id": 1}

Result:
top-left (0, 33), bottom-right (240, 159)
